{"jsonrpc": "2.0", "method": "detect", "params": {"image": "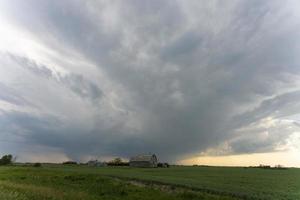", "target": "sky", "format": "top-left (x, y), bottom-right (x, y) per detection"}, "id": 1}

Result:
top-left (0, 0), bottom-right (300, 166)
